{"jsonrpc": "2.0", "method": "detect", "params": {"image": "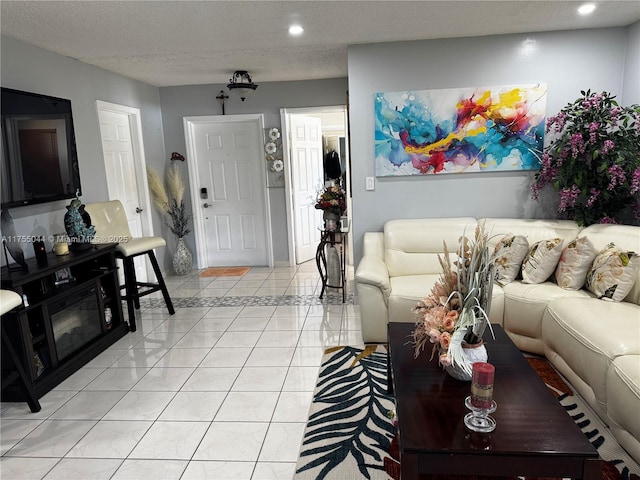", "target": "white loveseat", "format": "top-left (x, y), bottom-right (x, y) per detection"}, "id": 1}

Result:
top-left (355, 217), bottom-right (640, 463)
